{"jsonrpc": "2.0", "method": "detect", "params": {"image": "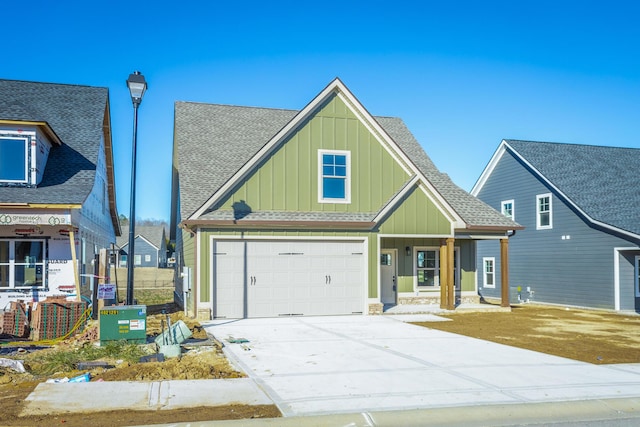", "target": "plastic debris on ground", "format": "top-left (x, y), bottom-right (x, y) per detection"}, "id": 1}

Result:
top-left (0, 358), bottom-right (26, 373)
